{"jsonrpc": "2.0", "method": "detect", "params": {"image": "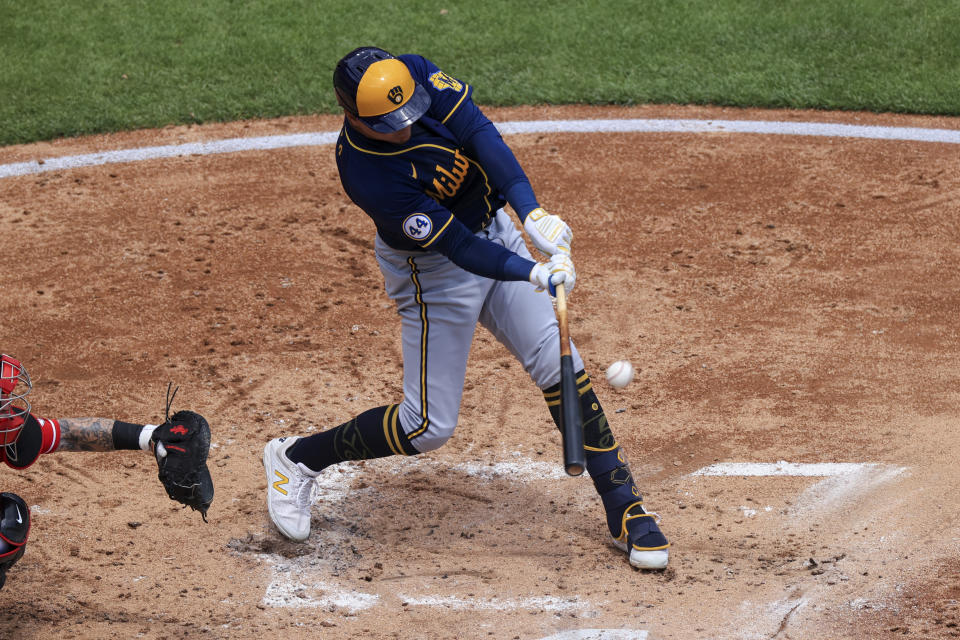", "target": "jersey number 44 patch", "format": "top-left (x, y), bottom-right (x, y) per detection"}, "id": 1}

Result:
top-left (403, 213), bottom-right (433, 241)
